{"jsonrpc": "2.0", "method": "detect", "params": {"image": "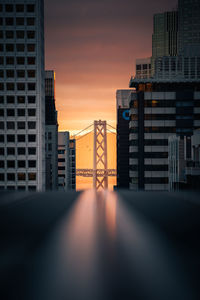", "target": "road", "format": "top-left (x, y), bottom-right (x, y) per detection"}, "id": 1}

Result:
top-left (0, 190), bottom-right (200, 300)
